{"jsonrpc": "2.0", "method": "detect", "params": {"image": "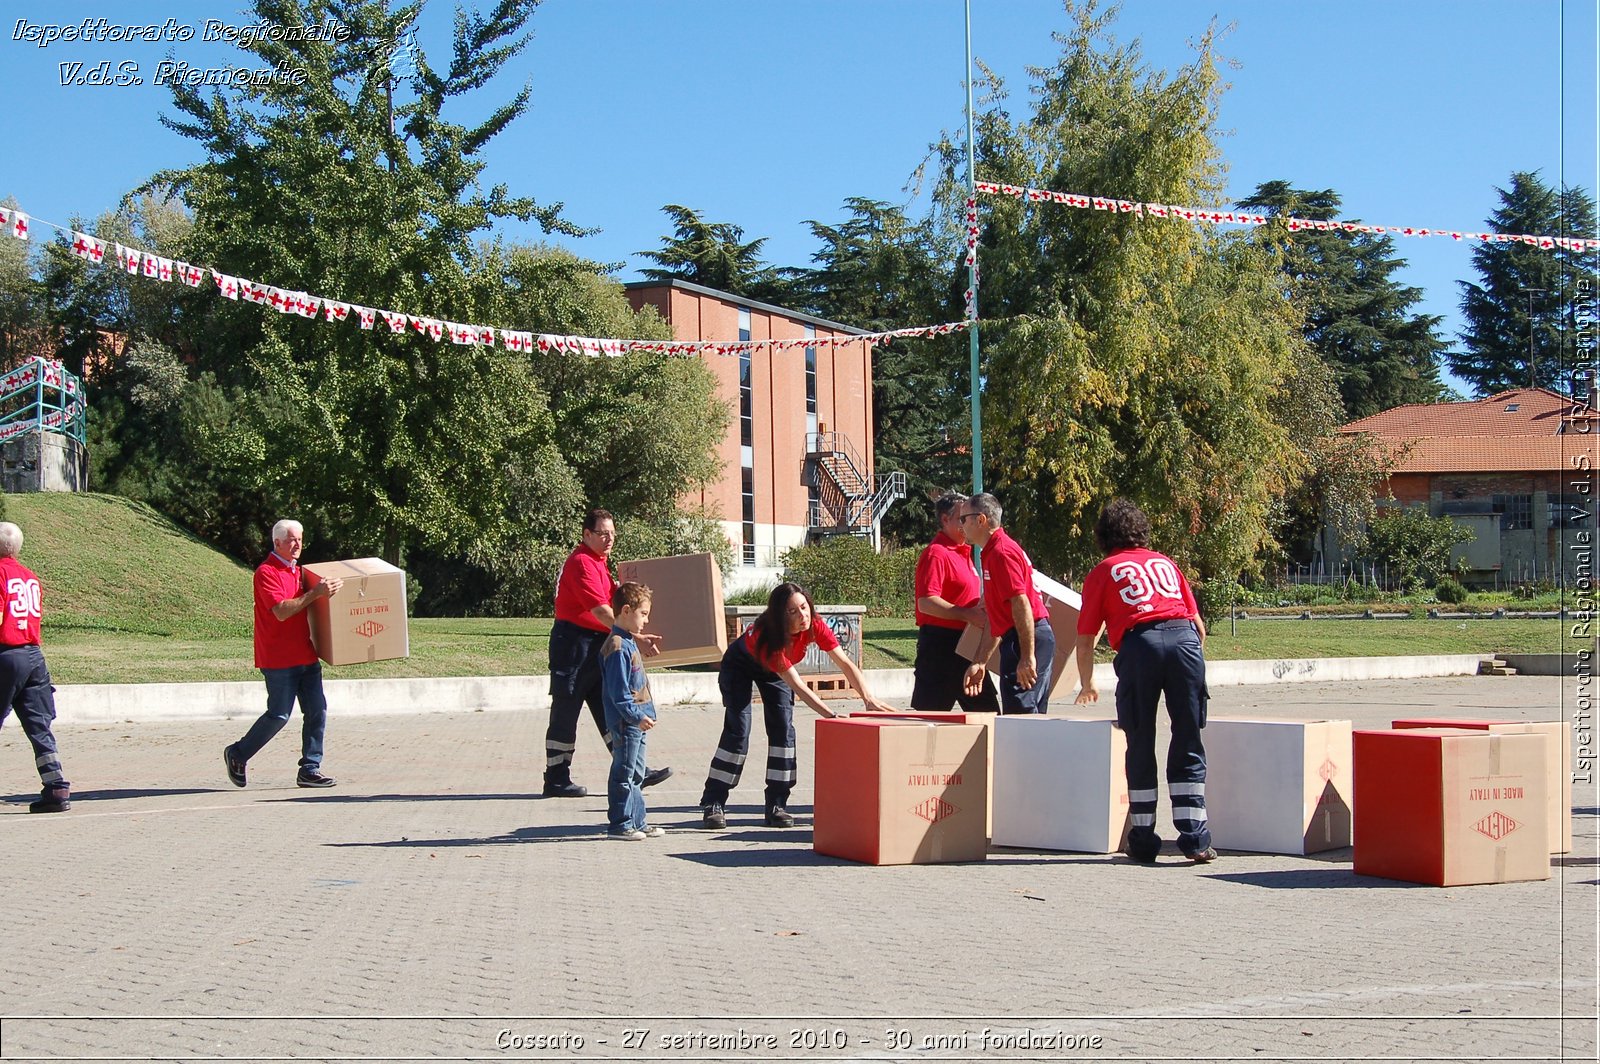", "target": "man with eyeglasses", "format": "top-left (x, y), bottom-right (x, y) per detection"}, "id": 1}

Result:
top-left (911, 492), bottom-right (999, 711)
top-left (544, 509), bottom-right (672, 798)
top-left (224, 518), bottom-right (342, 789)
top-left (958, 493), bottom-right (1056, 714)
